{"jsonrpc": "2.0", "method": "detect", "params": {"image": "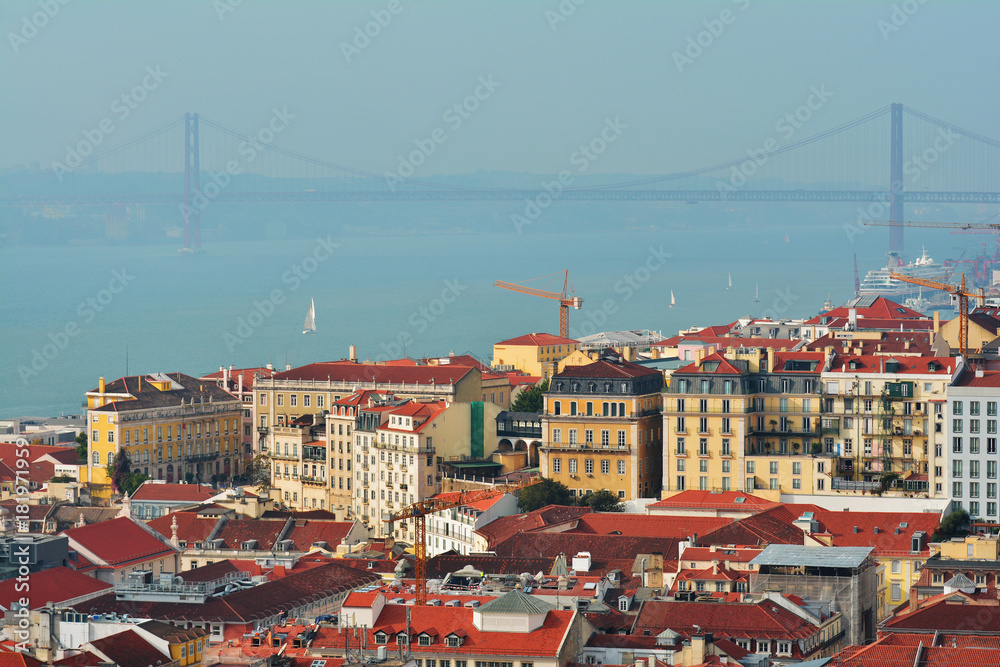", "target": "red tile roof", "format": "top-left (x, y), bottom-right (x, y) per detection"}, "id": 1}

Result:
top-left (700, 505), bottom-right (810, 547)
top-left (648, 490), bottom-right (778, 512)
top-left (883, 596), bottom-right (1000, 632)
top-left (284, 520), bottom-right (355, 551)
top-left (633, 598), bottom-right (825, 641)
top-left (200, 366), bottom-right (277, 391)
top-left (805, 296), bottom-right (926, 322)
top-left (147, 511), bottom-right (220, 544)
top-left (811, 510), bottom-right (939, 555)
top-left (568, 514), bottom-right (732, 538)
top-left (553, 359), bottom-right (662, 380)
top-left (0, 566), bottom-right (111, 610)
top-left (313, 603), bottom-right (576, 657)
top-left (954, 369), bottom-right (1000, 387)
top-left (805, 332), bottom-right (934, 355)
top-left (493, 531), bottom-right (683, 563)
top-left (74, 561), bottom-right (381, 623)
top-left (274, 363), bottom-right (474, 386)
top-left (131, 481), bottom-right (217, 502)
top-left (673, 352), bottom-right (748, 376)
top-left (0, 653), bottom-right (43, 667)
top-left (654, 336), bottom-right (799, 350)
top-left (214, 517), bottom-right (287, 550)
top-left (475, 505), bottom-right (592, 549)
top-left (61, 517), bottom-right (176, 566)
top-left (827, 354), bottom-right (957, 375)
top-left (89, 629), bottom-right (169, 667)
top-left (495, 333), bottom-right (578, 347)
